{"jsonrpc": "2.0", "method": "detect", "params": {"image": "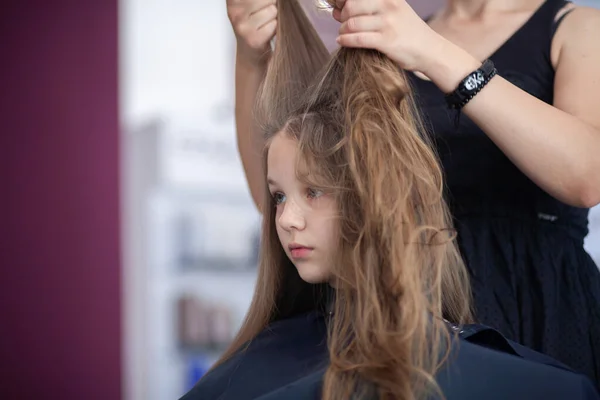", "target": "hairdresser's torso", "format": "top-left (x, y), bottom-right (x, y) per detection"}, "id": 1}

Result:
top-left (411, 0), bottom-right (588, 237)
top-left (179, 310), bottom-right (598, 400)
top-left (408, 0), bottom-right (600, 383)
